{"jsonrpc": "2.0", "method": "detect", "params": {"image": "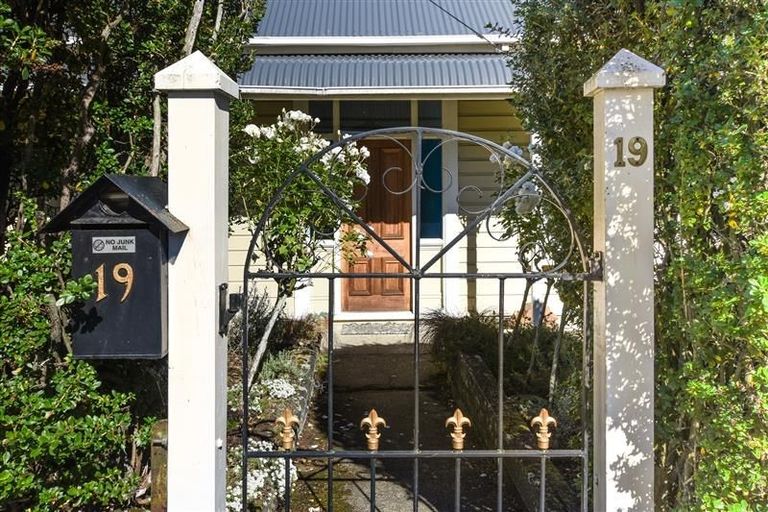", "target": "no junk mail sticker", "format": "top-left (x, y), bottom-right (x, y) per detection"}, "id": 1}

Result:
top-left (92, 236), bottom-right (136, 254)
